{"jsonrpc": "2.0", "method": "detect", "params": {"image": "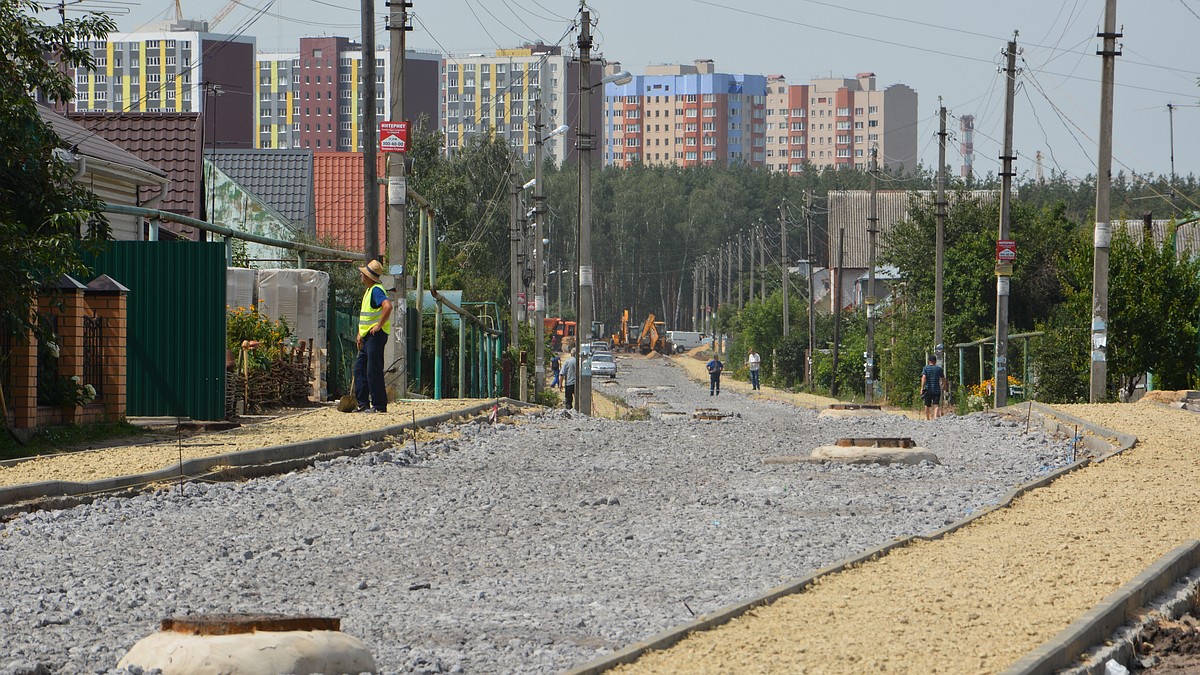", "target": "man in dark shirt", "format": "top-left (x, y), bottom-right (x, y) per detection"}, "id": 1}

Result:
top-left (920, 355), bottom-right (948, 420)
